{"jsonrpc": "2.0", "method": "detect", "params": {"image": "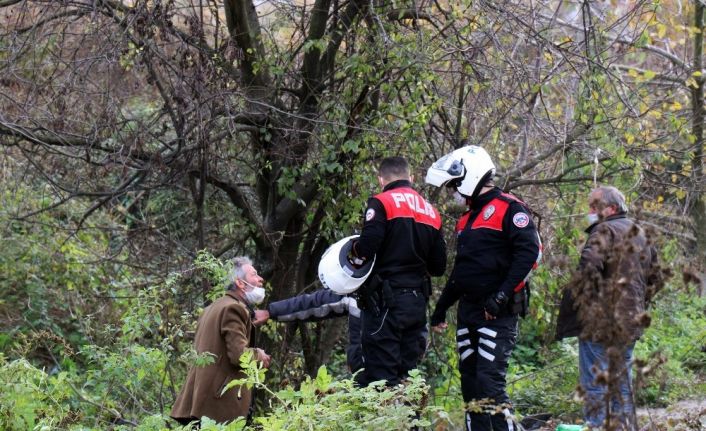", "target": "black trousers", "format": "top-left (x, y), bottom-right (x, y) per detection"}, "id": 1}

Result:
top-left (346, 313), bottom-right (363, 372)
top-left (457, 302), bottom-right (518, 431)
top-left (355, 288), bottom-right (427, 387)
